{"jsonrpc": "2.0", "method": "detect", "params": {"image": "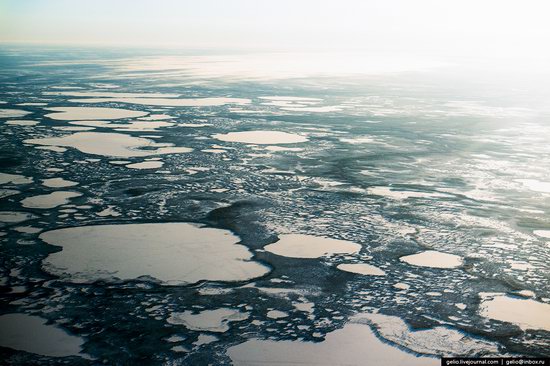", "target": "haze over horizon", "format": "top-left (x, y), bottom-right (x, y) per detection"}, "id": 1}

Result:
top-left (1, 0), bottom-right (549, 62)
